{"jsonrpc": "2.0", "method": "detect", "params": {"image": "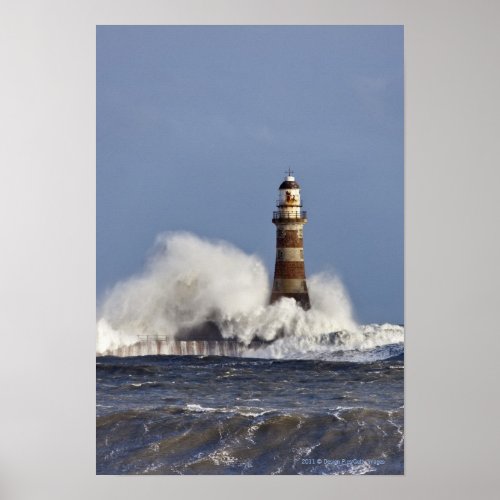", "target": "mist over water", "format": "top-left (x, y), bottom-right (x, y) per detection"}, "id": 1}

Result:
top-left (96, 232), bottom-right (403, 359)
